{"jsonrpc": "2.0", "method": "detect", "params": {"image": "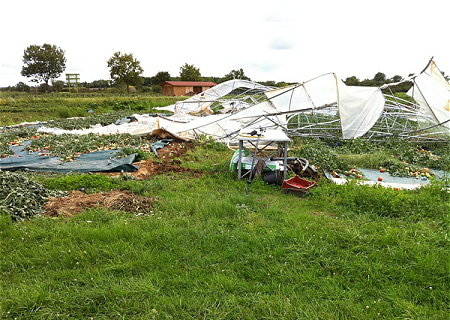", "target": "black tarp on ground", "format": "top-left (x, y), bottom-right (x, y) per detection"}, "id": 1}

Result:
top-left (0, 140), bottom-right (139, 173)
